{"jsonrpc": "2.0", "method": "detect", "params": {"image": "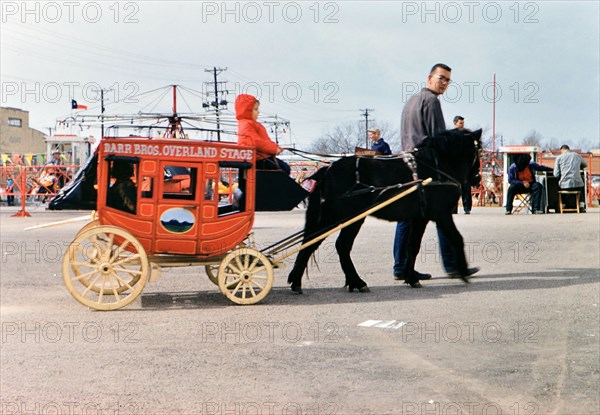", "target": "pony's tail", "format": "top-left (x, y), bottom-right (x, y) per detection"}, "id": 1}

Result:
top-left (303, 166), bottom-right (328, 241)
